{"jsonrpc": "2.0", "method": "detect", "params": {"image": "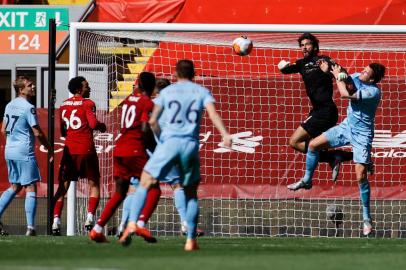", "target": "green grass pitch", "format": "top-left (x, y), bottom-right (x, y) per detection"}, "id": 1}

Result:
top-left (1, 236), bottom-right (406, 270)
